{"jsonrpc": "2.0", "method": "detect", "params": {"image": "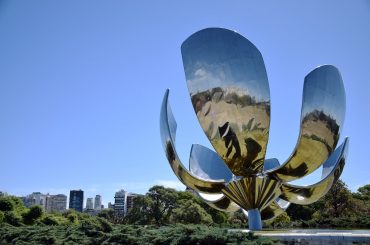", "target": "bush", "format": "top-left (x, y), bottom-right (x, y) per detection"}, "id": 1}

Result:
top-left (4, 211), bottom-right (22, 226)
top-left (0, 211), bottom-right (4, 223)
top-left (22, 205), bottom-right (43, 225)
top-left (0, 198), bottom-right (14, 212)
top-left (41, 215), bottom-right (60, 226)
